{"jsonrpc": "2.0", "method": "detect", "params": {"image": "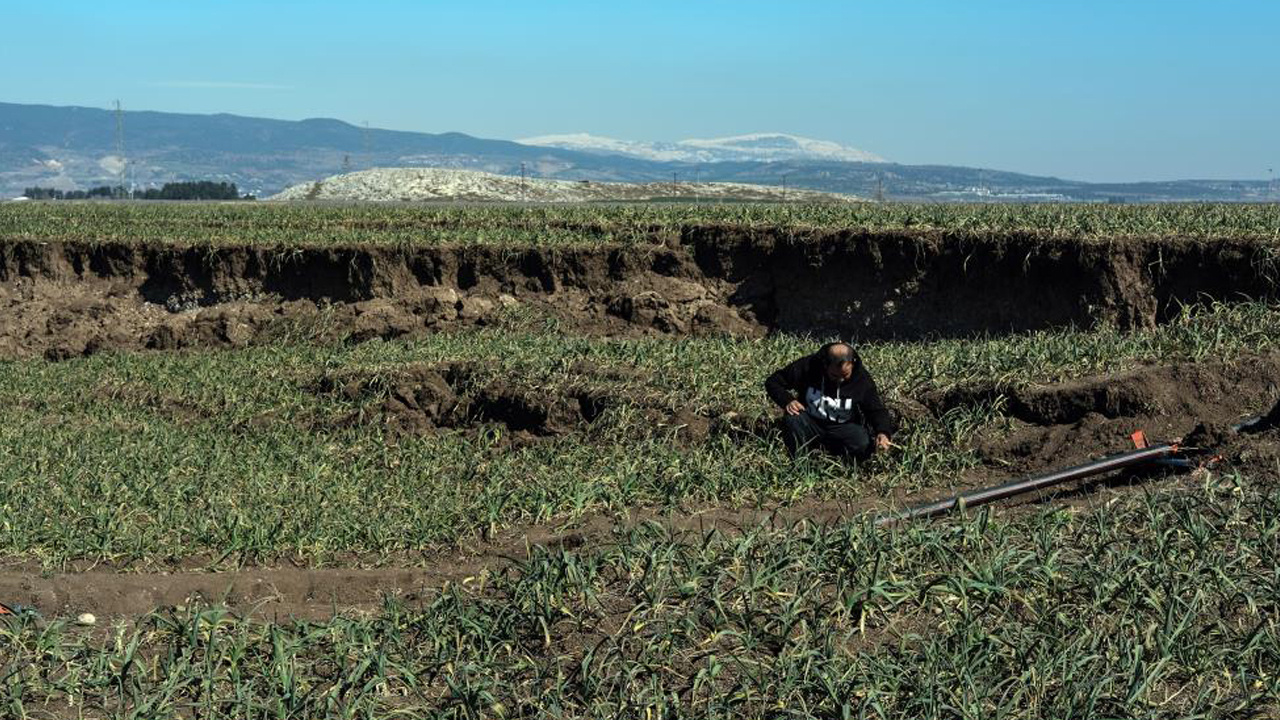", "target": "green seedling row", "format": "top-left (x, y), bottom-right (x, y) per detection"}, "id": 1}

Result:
top-left (1, 201), bottom-right (1279, 249)
top-left (1, 301), bottom-right (1277, 568)
top-left (3, 474), bottom-right (1276, 717)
